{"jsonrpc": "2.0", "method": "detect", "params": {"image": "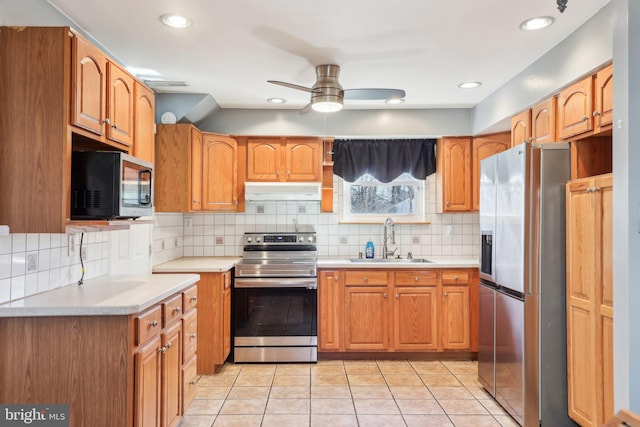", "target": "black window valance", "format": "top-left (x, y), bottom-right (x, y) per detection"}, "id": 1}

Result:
top-left (332, 138), bottom-right (436, 183)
